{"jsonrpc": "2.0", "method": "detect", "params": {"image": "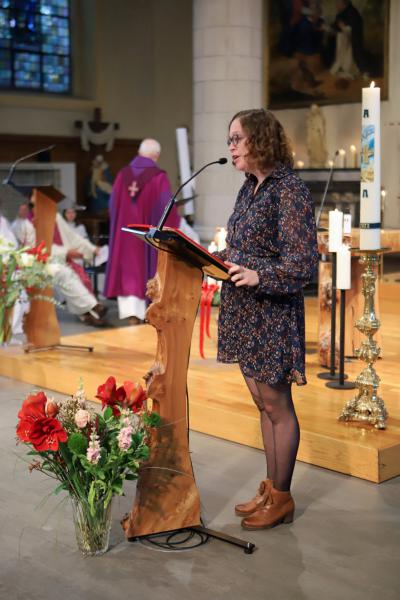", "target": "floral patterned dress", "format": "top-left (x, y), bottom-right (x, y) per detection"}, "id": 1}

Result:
top-left (216, 163), bottom-right (318, 385)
